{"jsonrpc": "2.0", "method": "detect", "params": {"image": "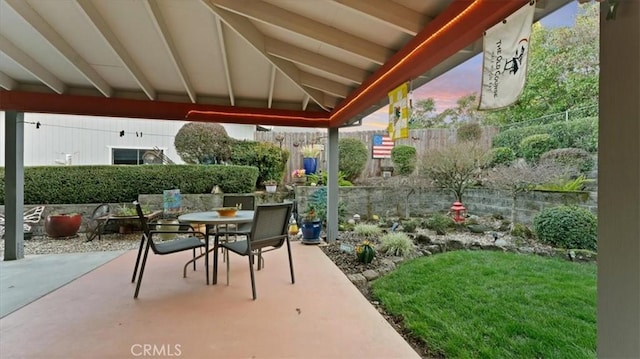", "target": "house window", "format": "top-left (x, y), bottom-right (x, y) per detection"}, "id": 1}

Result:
top-left (112, 148), bottom-right (163, 165)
